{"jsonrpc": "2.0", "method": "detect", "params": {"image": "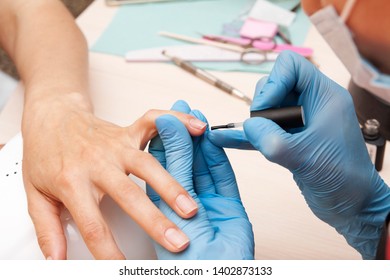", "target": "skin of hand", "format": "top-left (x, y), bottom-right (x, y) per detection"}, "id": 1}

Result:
top-left (0, 0), bottom-right (207, 259)
top-left (209, 51), bottom-right (390, 259)
top-left (147, 100), bottom-right (254, 260)
top-left (23, 99), bottom-right (206, 260)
